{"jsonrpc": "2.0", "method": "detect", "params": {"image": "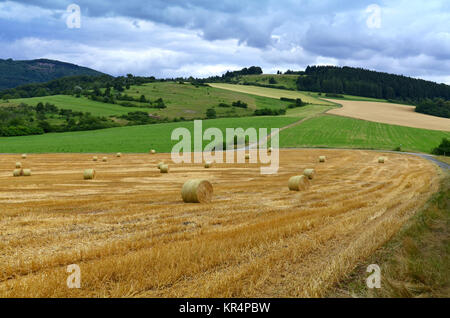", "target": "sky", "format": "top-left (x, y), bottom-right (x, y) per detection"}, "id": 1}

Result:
top-left (0, 0), bottom-right (449, 83)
